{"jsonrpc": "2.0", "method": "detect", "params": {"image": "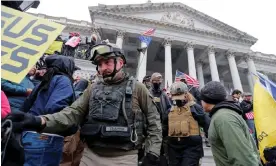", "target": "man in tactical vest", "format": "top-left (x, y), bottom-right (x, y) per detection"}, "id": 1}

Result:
top-left (8, 43), bottom-right (162, 166)
top-left (165, 82), bottom-right (210, 166)
top-left (149, 73), bottom-right (171, 166)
